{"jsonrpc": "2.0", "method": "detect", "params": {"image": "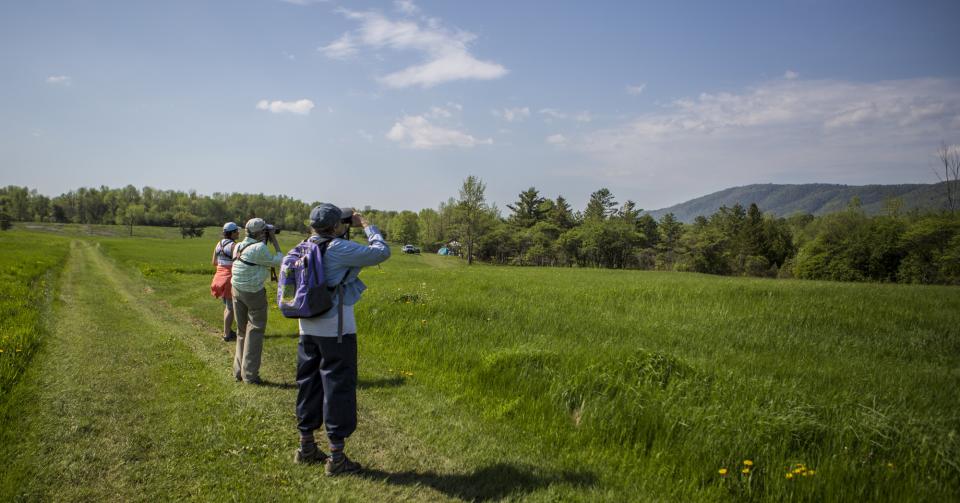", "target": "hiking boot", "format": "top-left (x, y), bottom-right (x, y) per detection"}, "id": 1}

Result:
top-left (294, 446), bottom-right (329, 465)
top-left (325, 454), bottom-right (362, 476)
